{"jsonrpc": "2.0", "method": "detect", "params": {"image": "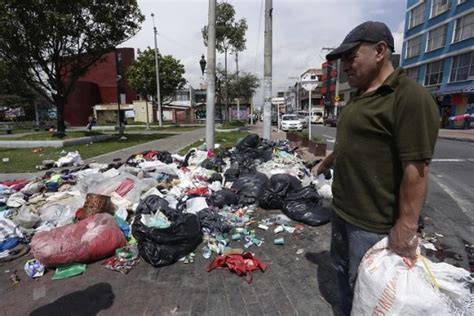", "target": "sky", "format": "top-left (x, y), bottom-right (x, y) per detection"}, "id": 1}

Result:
top-left (121, 0), bottom-right (407, 107)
